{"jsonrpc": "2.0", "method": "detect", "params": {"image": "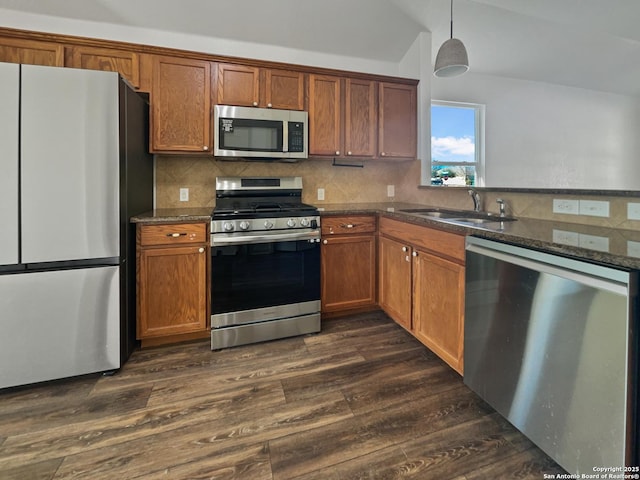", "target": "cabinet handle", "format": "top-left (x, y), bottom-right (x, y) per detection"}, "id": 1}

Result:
top-left (323, 239), bottom-right (328, 245)
top-left (340, 223), bottom-right (356, 229)
top-left (253, 101), bottom-right (258, 107)
top-left (167, 232), bottom-right (187, 238)
top-left (402, 246), bottom-right (408, 252)
top-left (198, 247), bottom-right (205, 253)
